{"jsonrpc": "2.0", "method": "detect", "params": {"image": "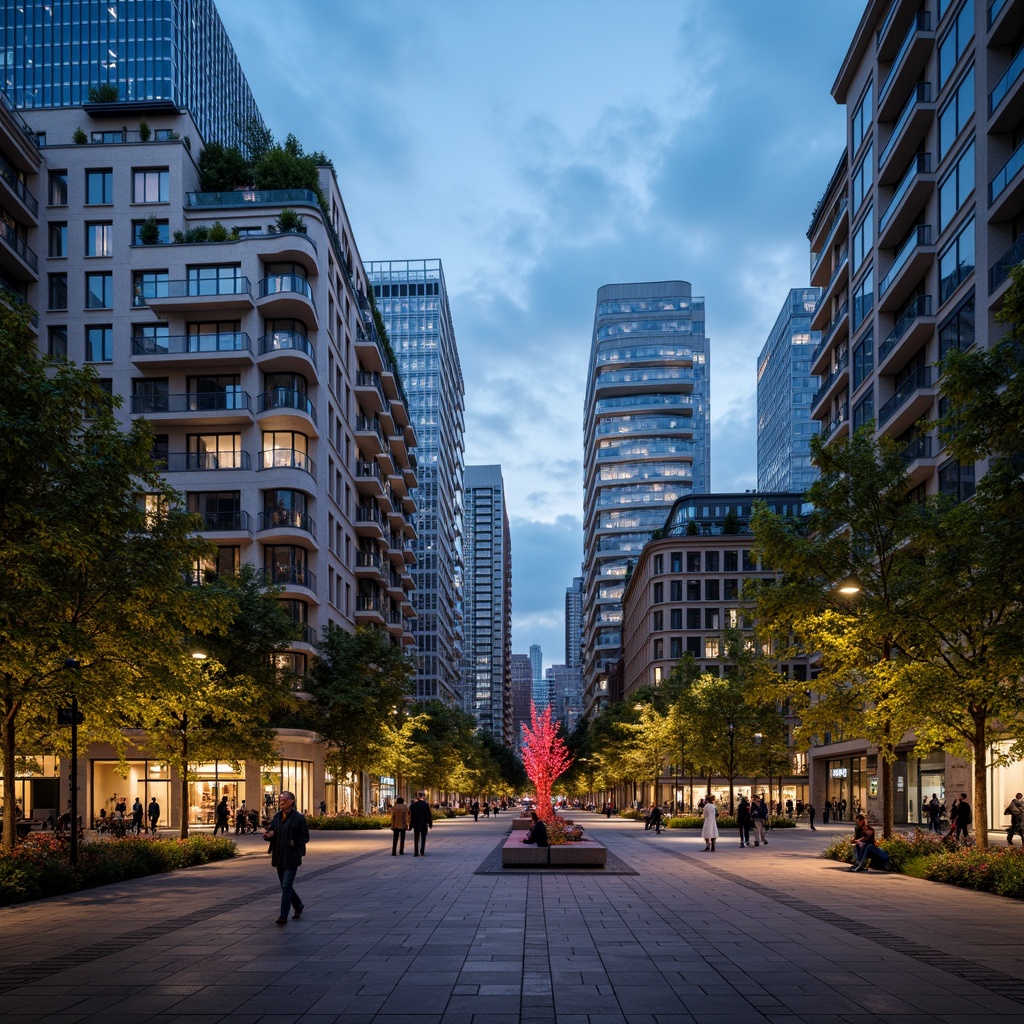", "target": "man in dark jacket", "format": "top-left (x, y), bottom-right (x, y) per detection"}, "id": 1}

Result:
top-left (263, 791), bottom-right (310, 924)
top-left (954, 793), bottom-right (972, 841)
top-left (522, 811), bottom-right (548, 847)
top-left (409, 791), bottom-right (433, 857)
